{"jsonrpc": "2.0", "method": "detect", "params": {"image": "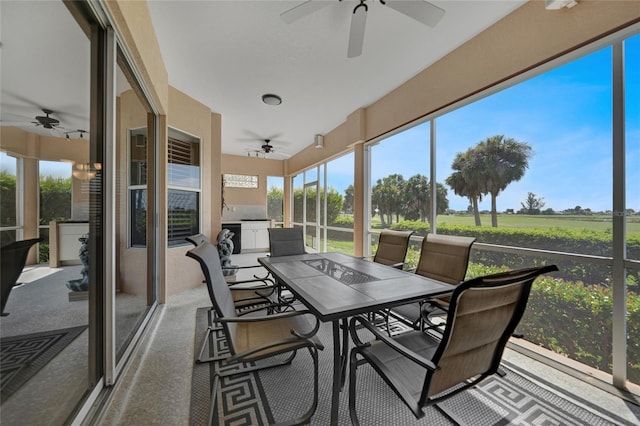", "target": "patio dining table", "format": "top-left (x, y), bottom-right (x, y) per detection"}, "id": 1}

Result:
top-left (258, 251), bottom-right (452, 425)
